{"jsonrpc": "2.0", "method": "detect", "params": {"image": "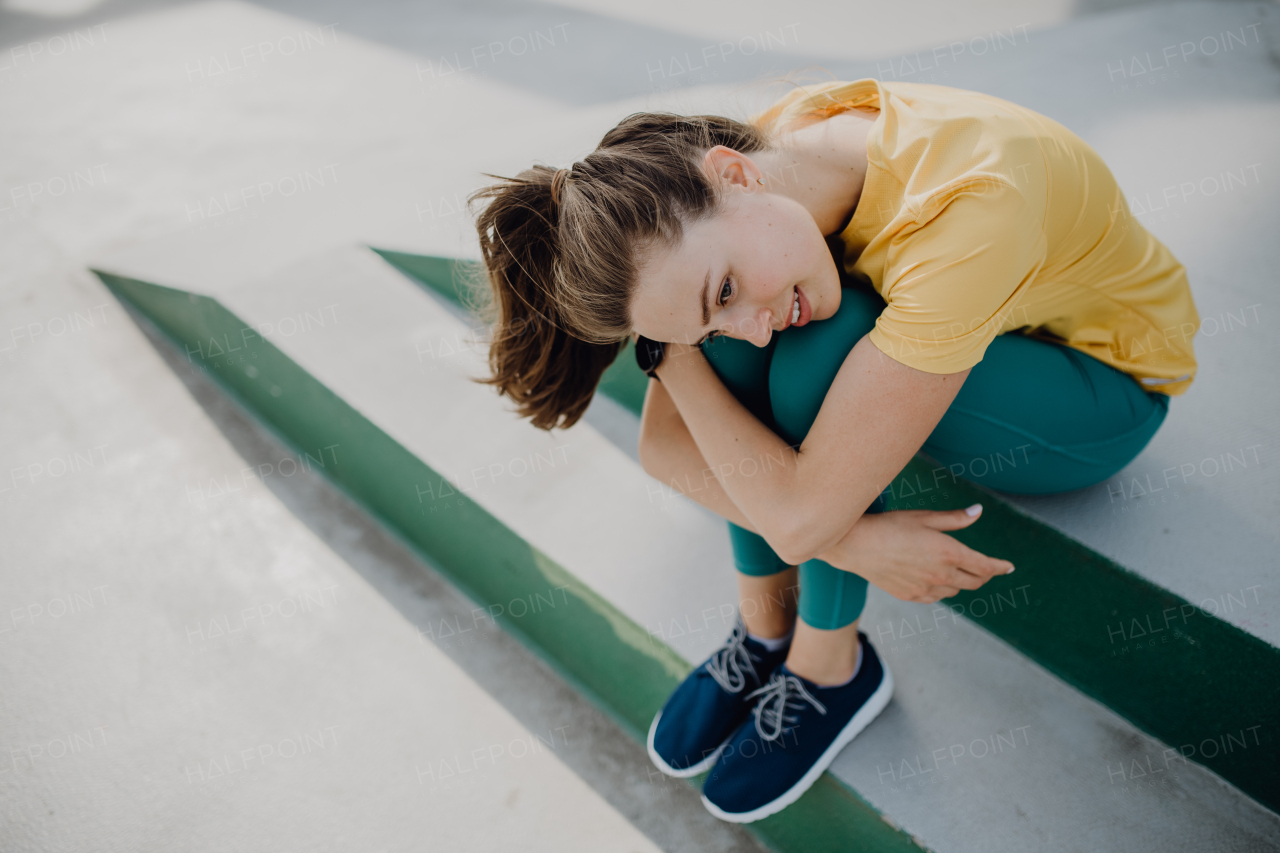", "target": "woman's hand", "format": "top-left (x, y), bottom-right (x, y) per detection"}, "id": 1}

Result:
top-left (815, 505), bottom-right (1015, 604)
